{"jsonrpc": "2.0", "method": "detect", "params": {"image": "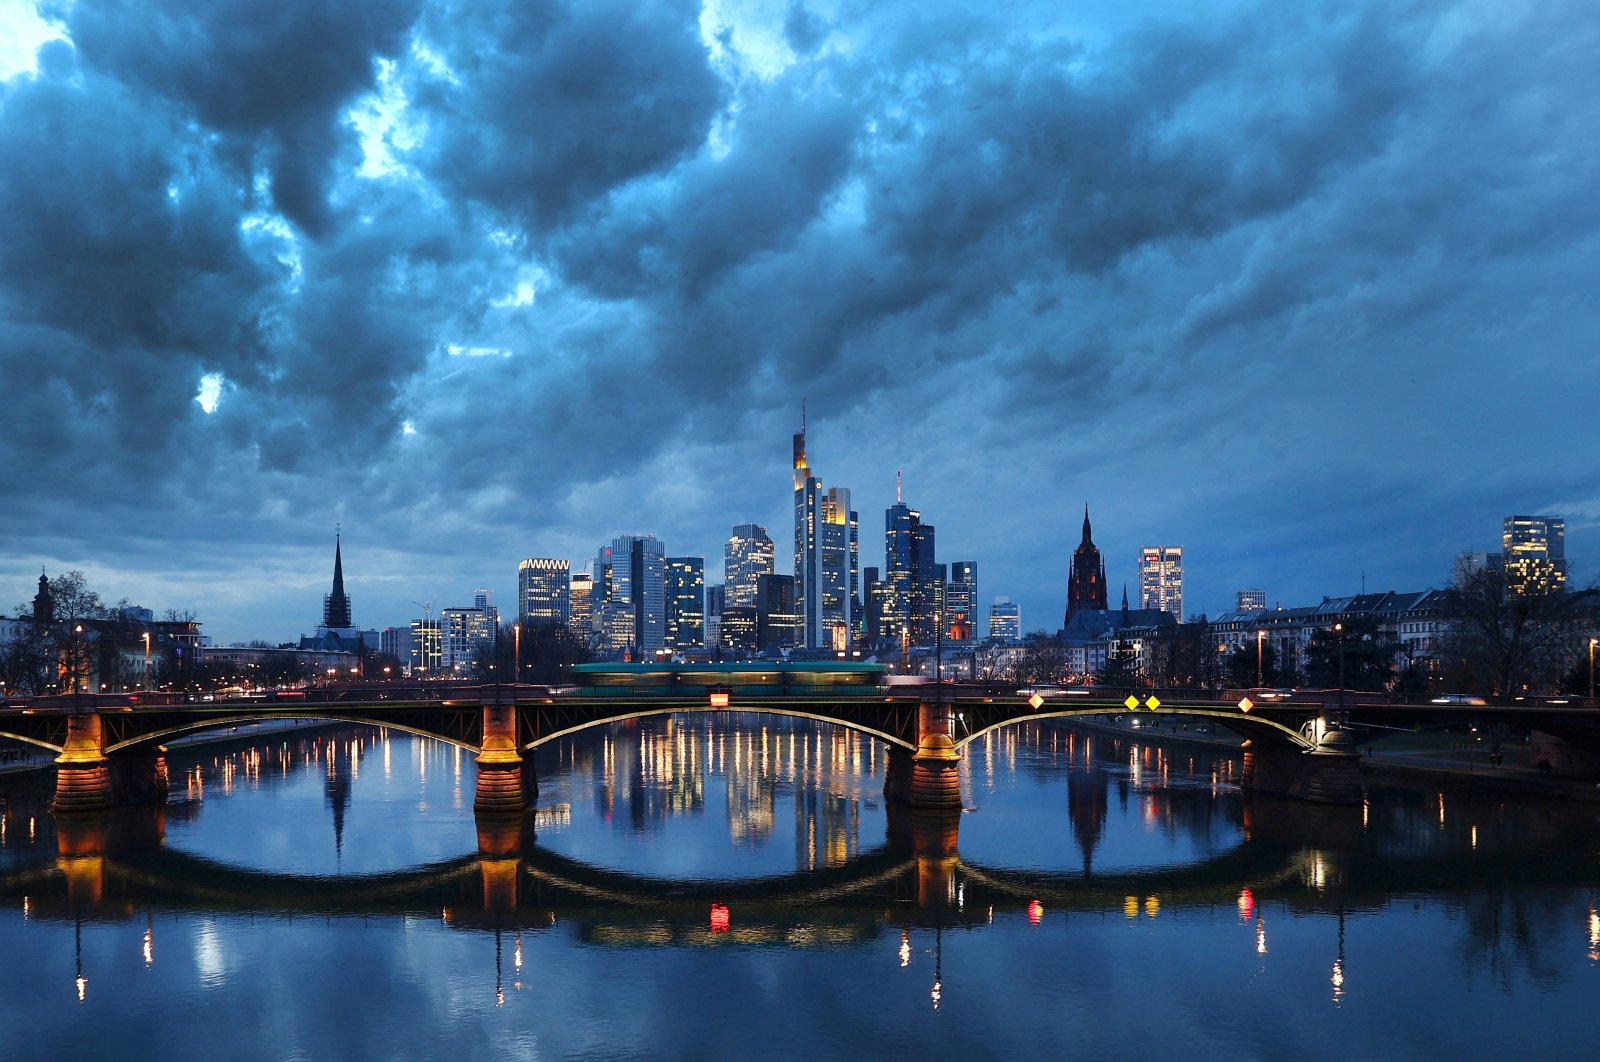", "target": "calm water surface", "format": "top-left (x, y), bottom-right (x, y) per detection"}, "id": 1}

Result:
top-left (3, 715), bottom-right (1600, 1060)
